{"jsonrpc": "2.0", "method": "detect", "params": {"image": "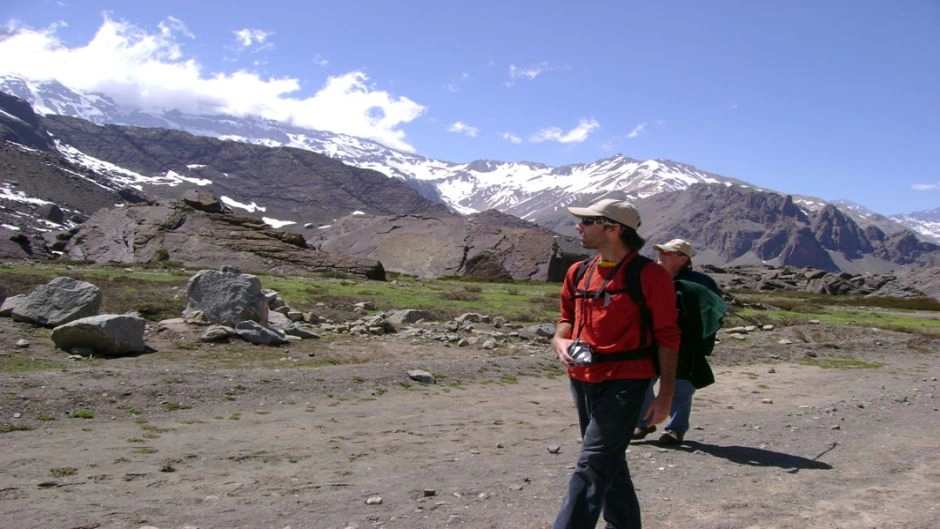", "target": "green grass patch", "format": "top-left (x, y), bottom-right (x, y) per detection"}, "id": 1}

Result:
top-left (50, 467), bottom-right (77, 477)
top-left (0, 353), bottom-right (64, 373)
top-left (799, 357), bottom-right (883, 369)
top-left (69, 410), bottom-right (94, 419)
top-left (729, 289), bottom-right (940, 337)
top-left (0, 424), bottom-right (33, 433)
